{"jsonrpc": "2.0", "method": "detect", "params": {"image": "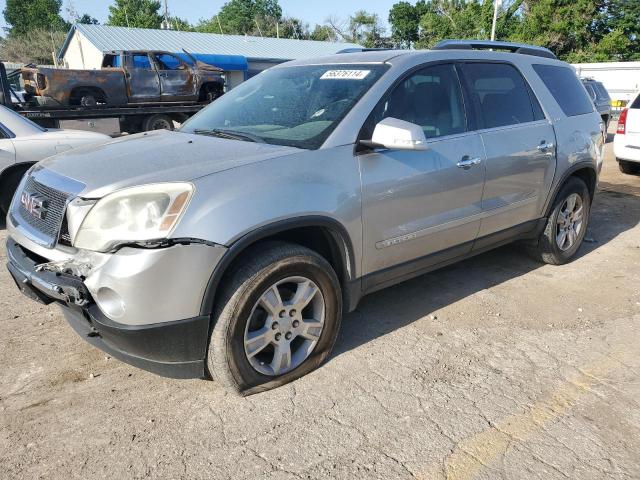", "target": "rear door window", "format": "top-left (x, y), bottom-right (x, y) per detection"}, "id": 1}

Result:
top-left (461, 62), bottom-right (539, 129)
top-left (533, 64), bottom-right (593, 116)
top-left (132, 54), bottom-right (152, 69)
